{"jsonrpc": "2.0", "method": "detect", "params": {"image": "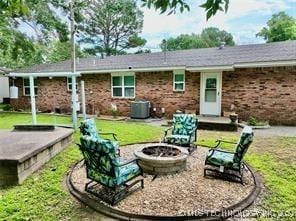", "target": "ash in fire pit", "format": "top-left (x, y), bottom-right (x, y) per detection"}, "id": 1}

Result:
top-left (142, 146), bottom-right (181, 157)
top-left (134, 143), bottom-right (188, 175)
